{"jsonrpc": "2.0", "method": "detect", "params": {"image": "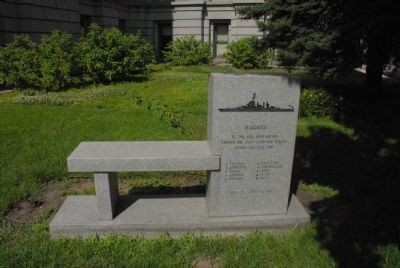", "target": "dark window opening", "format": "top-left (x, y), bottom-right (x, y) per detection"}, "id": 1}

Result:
top-left (80, 15), bottom-right (91, 33)
top-left (157, 22), bottom-right (172, 60)
top-left (119, 19), bottom-right (127, 33)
